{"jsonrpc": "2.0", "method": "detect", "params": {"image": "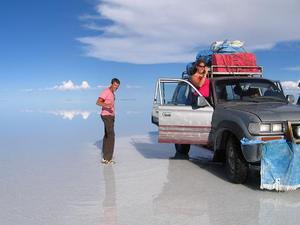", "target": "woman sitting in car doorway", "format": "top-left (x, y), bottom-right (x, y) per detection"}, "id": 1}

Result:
top-left (190, 58), bottom-right (210, 98)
